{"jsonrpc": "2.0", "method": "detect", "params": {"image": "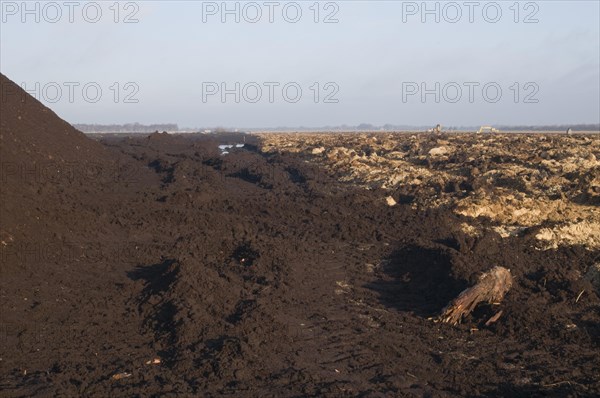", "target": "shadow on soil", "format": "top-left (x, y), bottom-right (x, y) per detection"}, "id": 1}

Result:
top-left (476, 382), bottom-right (586, 398)
top-left (127, 259), bottom-right (180, 365)
top-left (367, 245), bottom-right (468, 317)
